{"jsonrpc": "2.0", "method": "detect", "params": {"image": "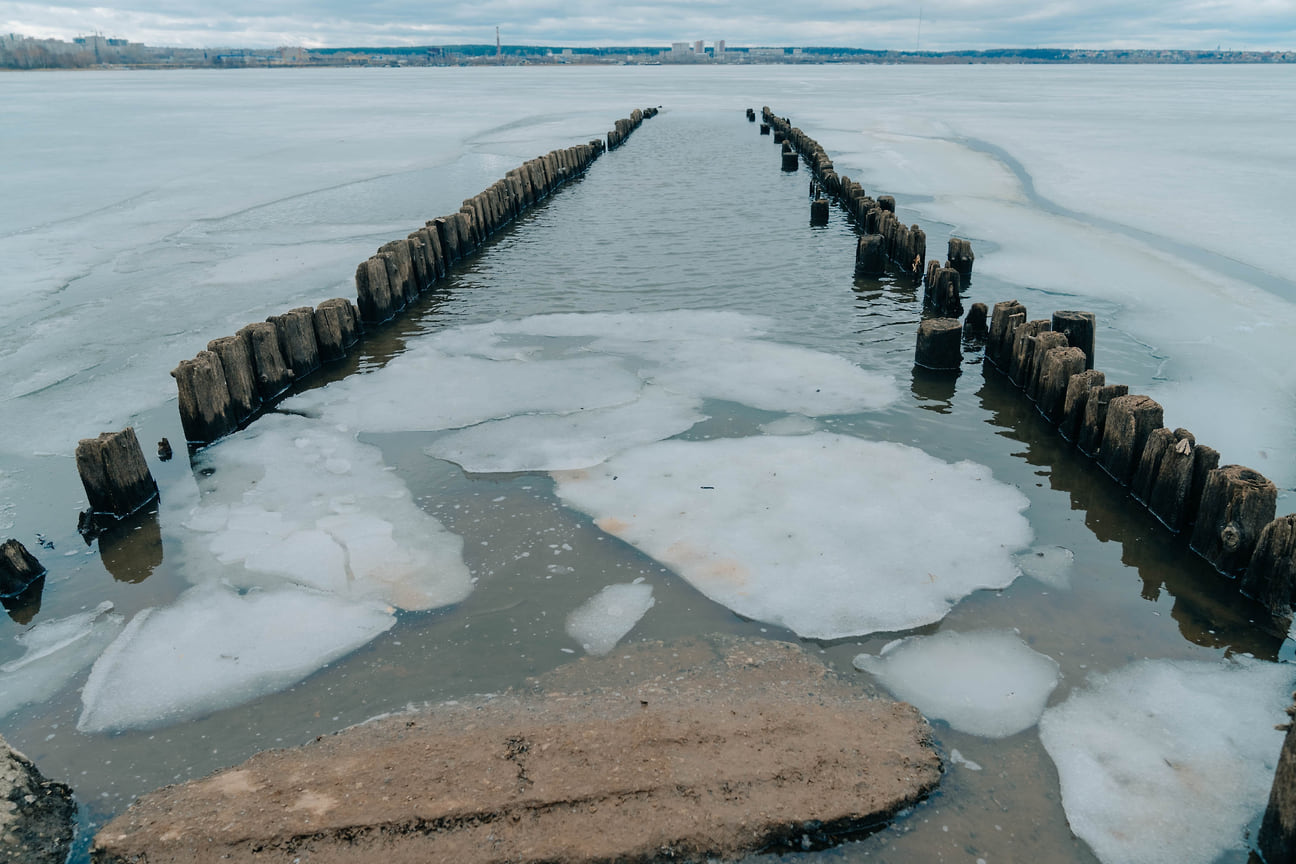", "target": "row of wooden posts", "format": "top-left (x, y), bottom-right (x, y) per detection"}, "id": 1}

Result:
top-left (0, 107), bottom-right (661, 602)
top-left (752, 107), bottom-right (974, 320)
